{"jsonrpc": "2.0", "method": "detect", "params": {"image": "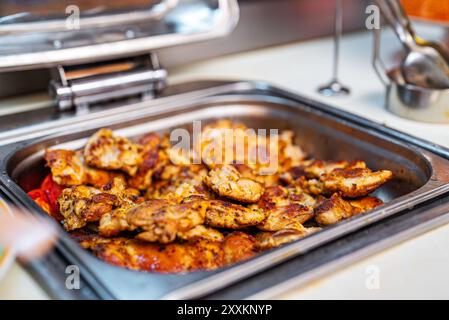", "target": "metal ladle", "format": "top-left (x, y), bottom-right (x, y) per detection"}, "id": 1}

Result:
top-left (375, 0), bottom-right (449, 89)
top-left (318, 0), bottom-right (350, 96)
